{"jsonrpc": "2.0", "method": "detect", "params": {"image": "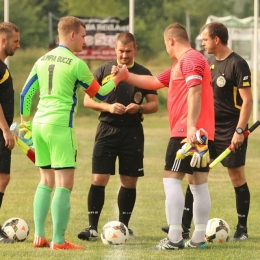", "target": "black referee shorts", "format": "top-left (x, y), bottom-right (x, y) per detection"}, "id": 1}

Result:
top-left (0, 130), bottom-right (11, 174)
top-left (210, 120), bottom-right (248, 168)
top-left (92, 122), bottom-right (144, 177)
top-left (210, 138), bottom-right (248, 168)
